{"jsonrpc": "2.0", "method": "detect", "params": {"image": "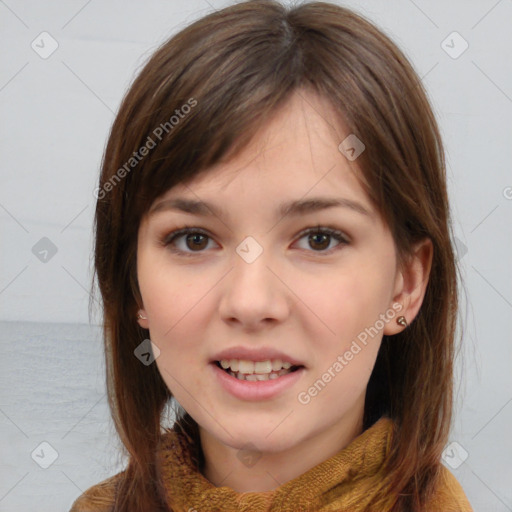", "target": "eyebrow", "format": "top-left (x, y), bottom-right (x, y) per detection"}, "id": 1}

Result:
top-left (149, 196), bottom-right (372, 220)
